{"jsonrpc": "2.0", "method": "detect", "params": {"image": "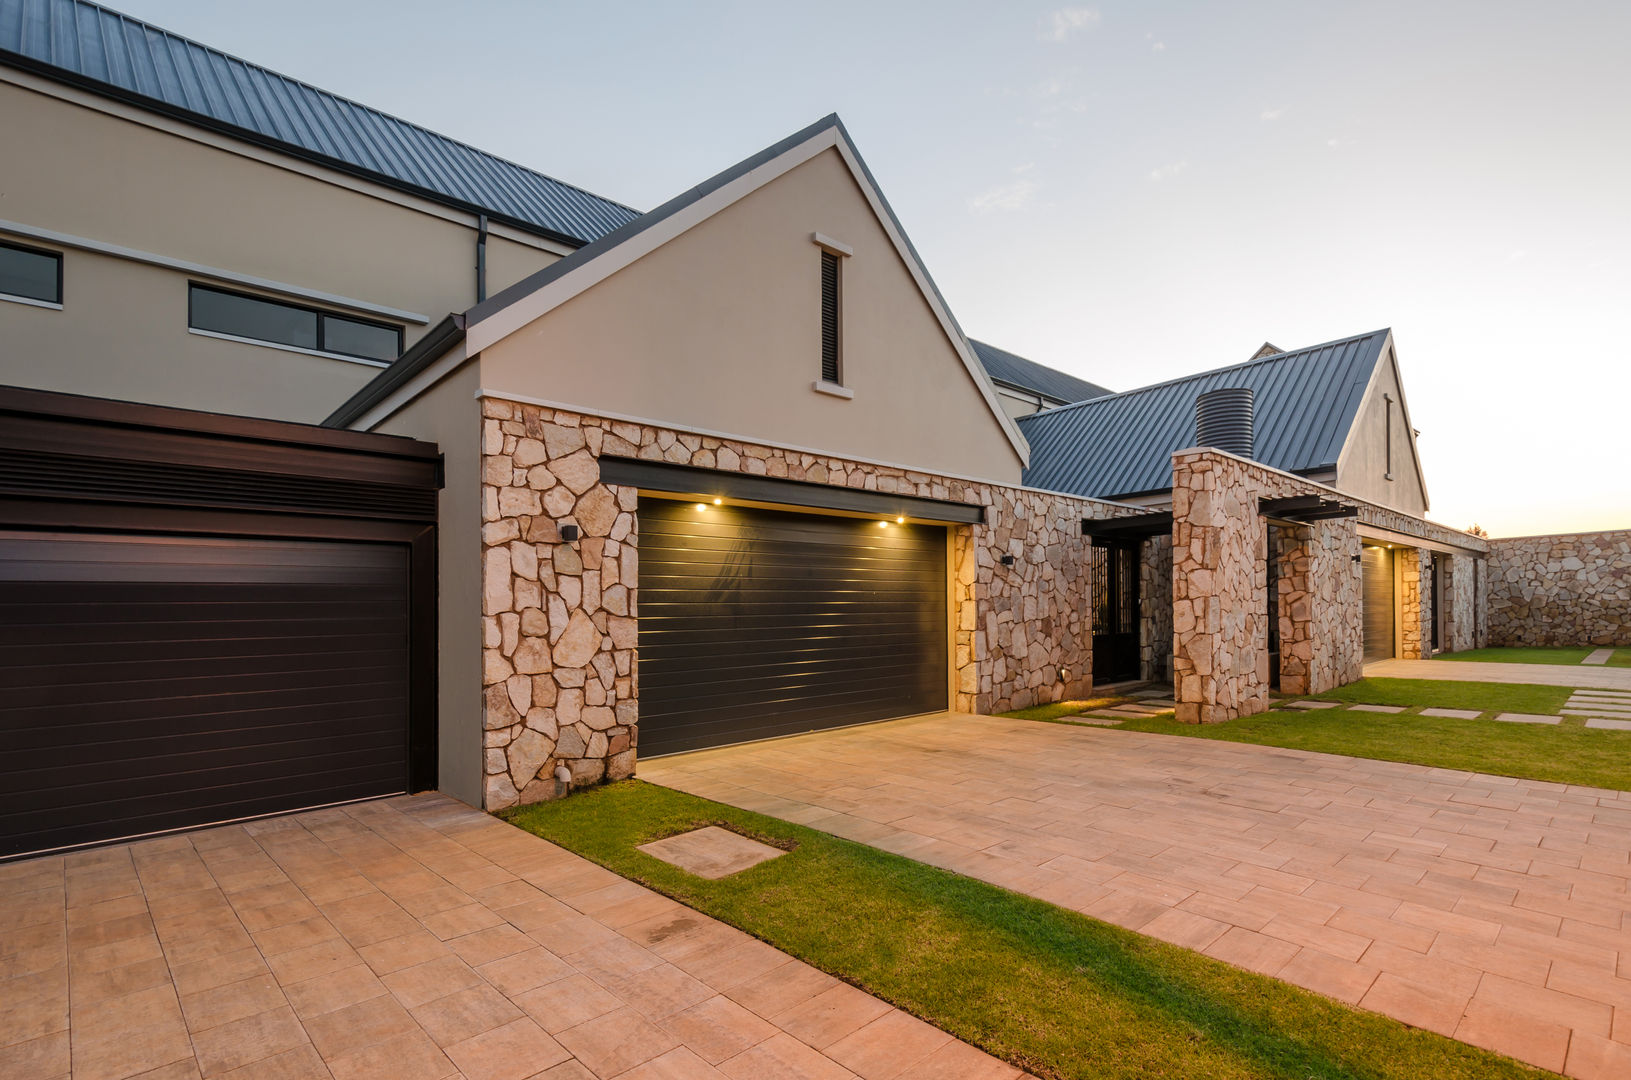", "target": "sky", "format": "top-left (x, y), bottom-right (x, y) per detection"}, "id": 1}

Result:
top-left (116, 0), bottom-right (1631, 538)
